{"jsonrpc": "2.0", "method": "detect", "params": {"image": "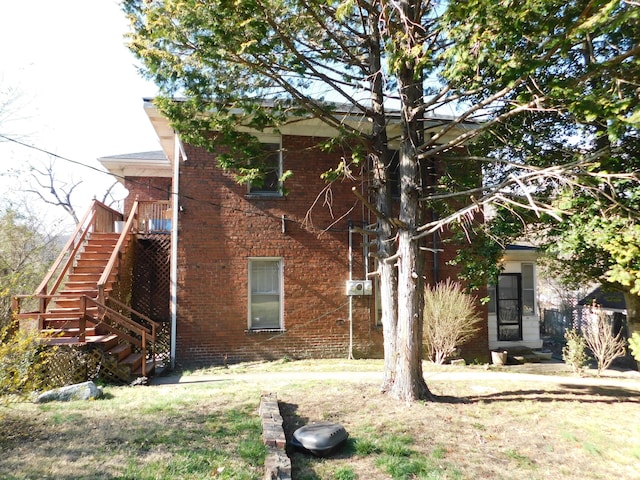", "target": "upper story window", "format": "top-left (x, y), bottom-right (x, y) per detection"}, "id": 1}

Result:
top-left (248, 140), bottom-right (282, 196)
